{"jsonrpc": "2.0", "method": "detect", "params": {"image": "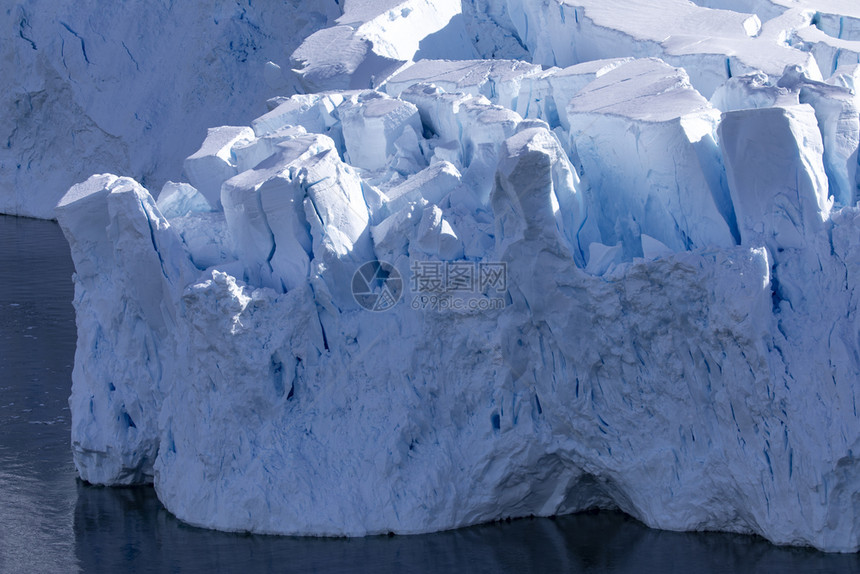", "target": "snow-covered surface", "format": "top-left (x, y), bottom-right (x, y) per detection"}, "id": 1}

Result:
top-left (384, 59), bottom-right (544, 110)
top-left (1, 0), bottom-right (340, 219)
top-left (290, 0), bottom-right (473, 92)
top-left (39, 0), bottom-right (860, 554)
top-left (504, 0), bottom-right (821, 98)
